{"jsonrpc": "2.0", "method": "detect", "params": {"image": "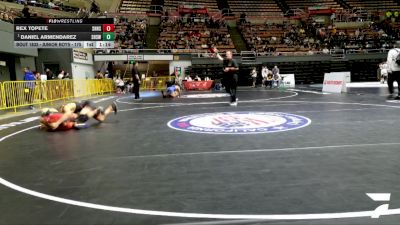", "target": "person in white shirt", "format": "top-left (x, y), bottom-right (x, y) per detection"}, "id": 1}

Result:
top-left (114, 76), bottom-right (125, 93)
top-left (386, 45), bottom-right (400, 99)
top-left (250, 67), bottom-right (257, 87)
top-left (379, 62), bottom-right (388, 84)
top-left (58, 70), bottom-right (65, 79)
top-left (261, 66), bottom-right (269, 87)
top-left (185, 75), bottom-right (192, 81)
top-left (195, 75), bottom-right (201, 81)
